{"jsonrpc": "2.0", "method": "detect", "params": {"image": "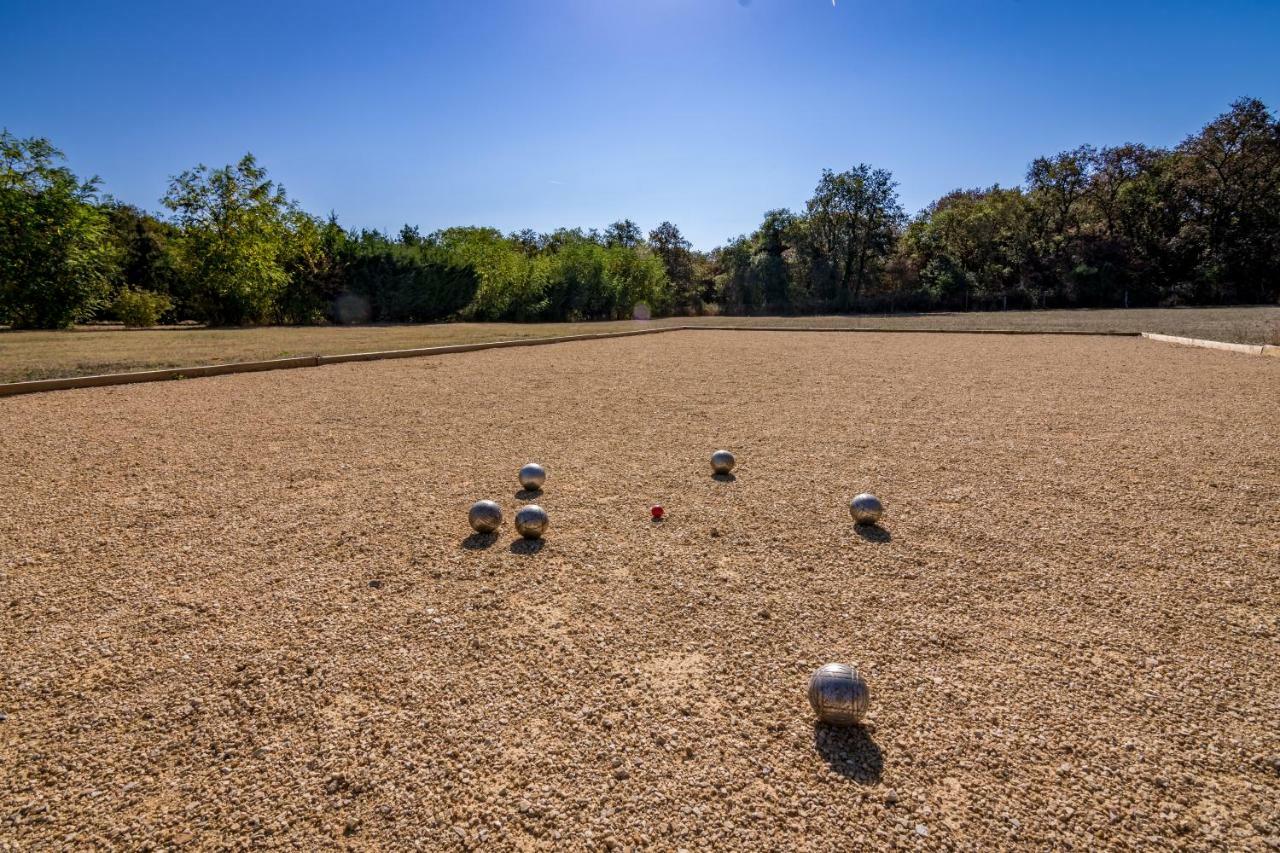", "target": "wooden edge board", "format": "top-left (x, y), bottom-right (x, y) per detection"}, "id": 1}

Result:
top-left (1140, 332), bottom-right (1272, 357)
top-left (0, 325), bottom-right (1230, 399)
